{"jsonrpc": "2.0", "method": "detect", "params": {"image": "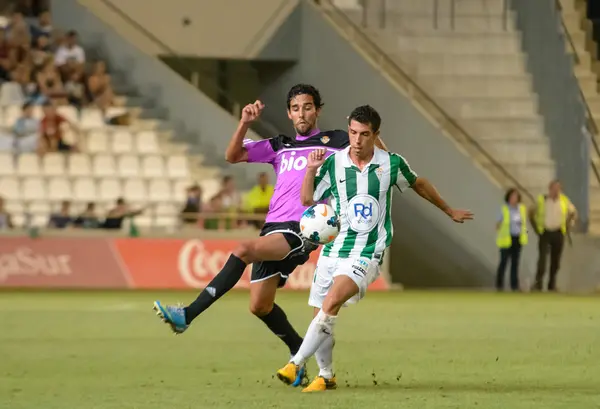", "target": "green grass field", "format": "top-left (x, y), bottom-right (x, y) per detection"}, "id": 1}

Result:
top-left (1, 291), bottom-right (598, 409)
